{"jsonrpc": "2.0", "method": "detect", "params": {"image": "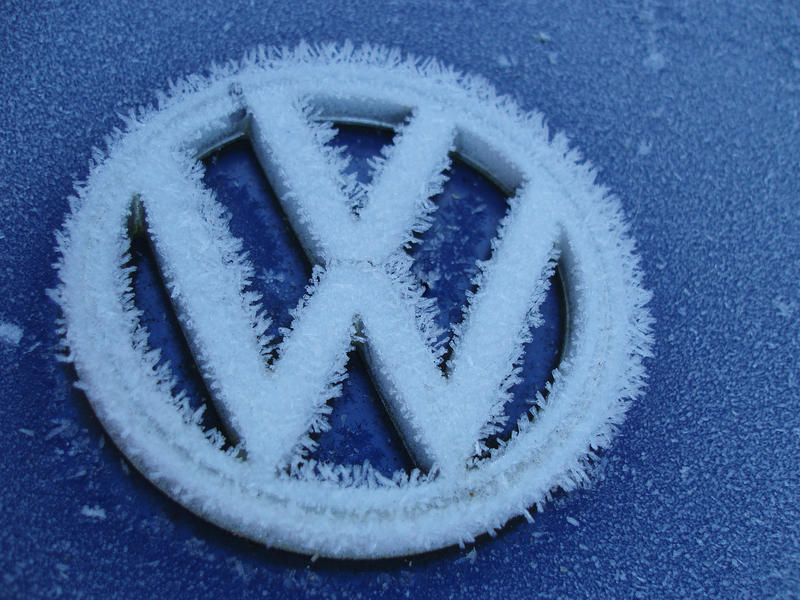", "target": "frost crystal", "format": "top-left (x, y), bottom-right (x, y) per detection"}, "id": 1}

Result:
top-left (53, 42), bottom-right (653, 559)
top-left (0, 320), bottom-right (23, 347)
